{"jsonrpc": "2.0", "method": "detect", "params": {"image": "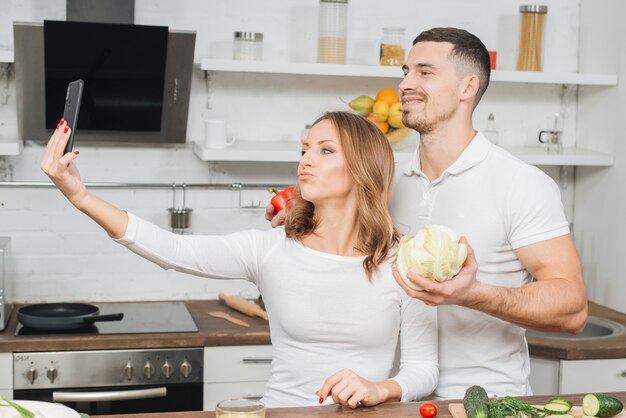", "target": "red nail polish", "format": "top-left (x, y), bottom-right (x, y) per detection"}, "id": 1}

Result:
top-left (64, 126), bottom-right (69, 133)
top-left (73, 151), bottom-right (80, 155)
top-left (59, 117), bottom-right (64, 124)
top-left (319, 396), bottom-right (324, 404)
